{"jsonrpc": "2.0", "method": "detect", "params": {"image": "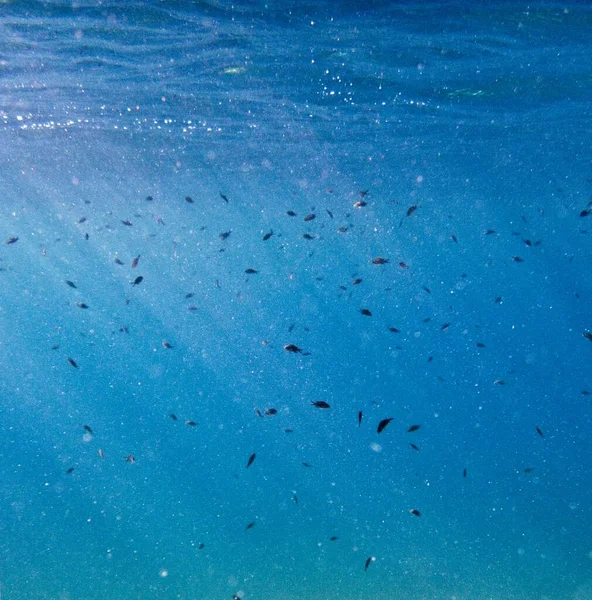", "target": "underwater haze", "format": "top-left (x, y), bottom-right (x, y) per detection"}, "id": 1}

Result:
top-left (0, 1), bottom-right (591, 599)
